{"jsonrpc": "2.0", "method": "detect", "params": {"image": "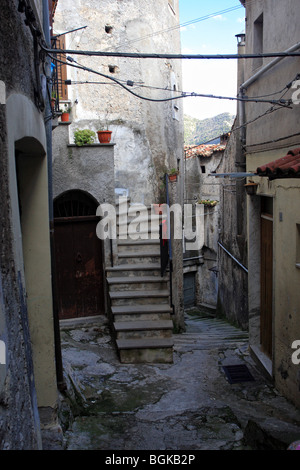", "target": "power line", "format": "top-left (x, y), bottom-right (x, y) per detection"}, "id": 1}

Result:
top-left (245, 131), bottom-right (300, 149)
top-left (184, 103), bottom-right (292, 151)
top-left (41, 42), bottom-right (300, 60)
top-left (51, 55), bottom-right (292, 107)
